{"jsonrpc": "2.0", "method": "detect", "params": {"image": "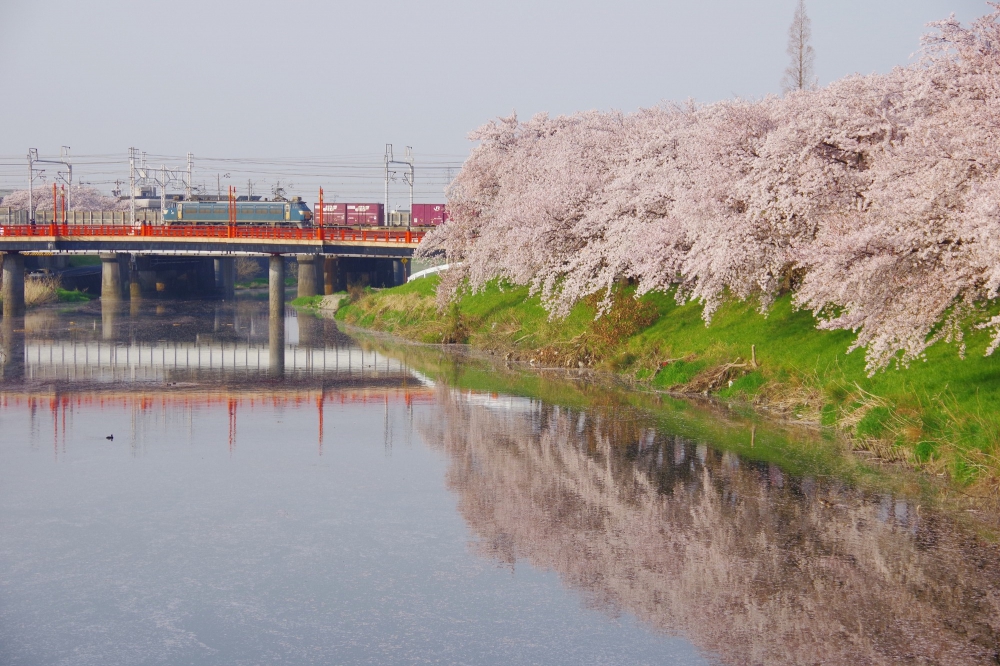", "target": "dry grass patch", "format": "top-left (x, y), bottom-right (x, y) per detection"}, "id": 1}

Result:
top-left (374, 292), bottom-right (435, 318)
top-left (342, 289), bottom-right (459, 341)
top-left (24, 275), bottom-right (60, 306)
top-left (756, 381), bottom-right (826, 425)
